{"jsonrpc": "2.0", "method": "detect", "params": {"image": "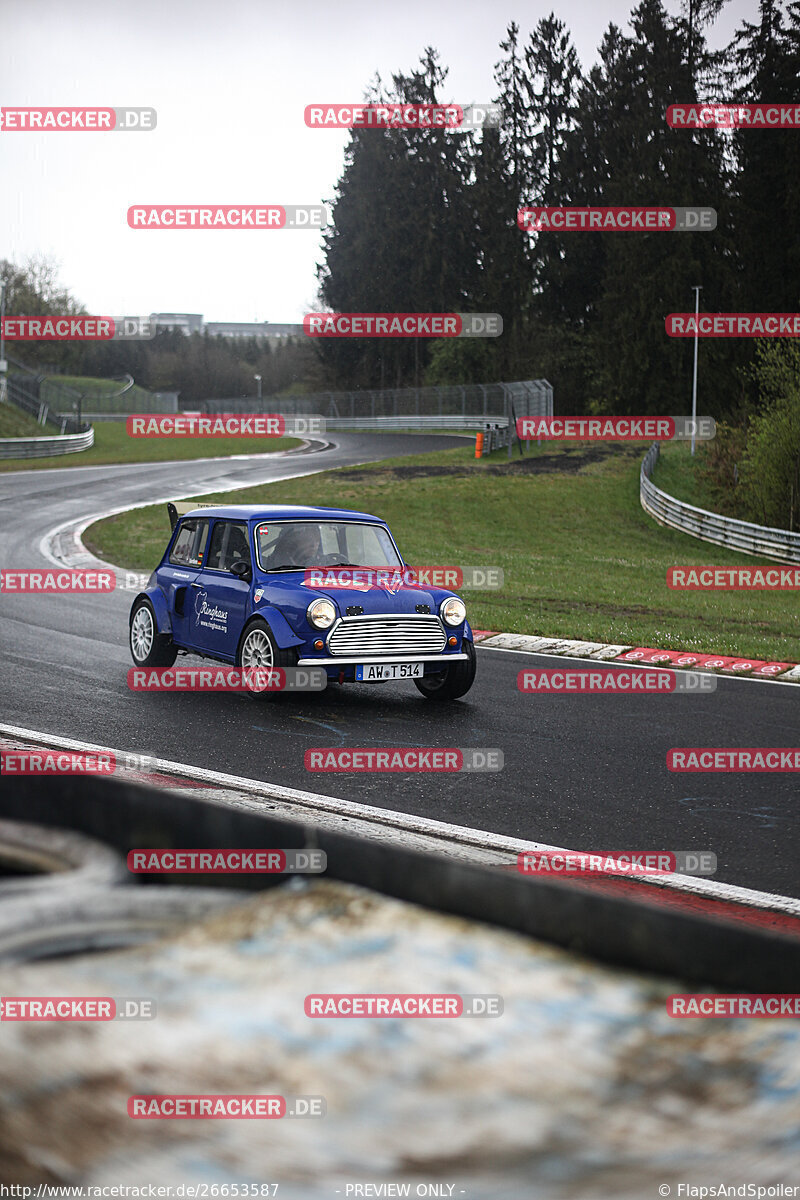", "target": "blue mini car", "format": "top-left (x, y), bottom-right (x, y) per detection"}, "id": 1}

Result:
top-left (128, 503), bottom-right (476, 701)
